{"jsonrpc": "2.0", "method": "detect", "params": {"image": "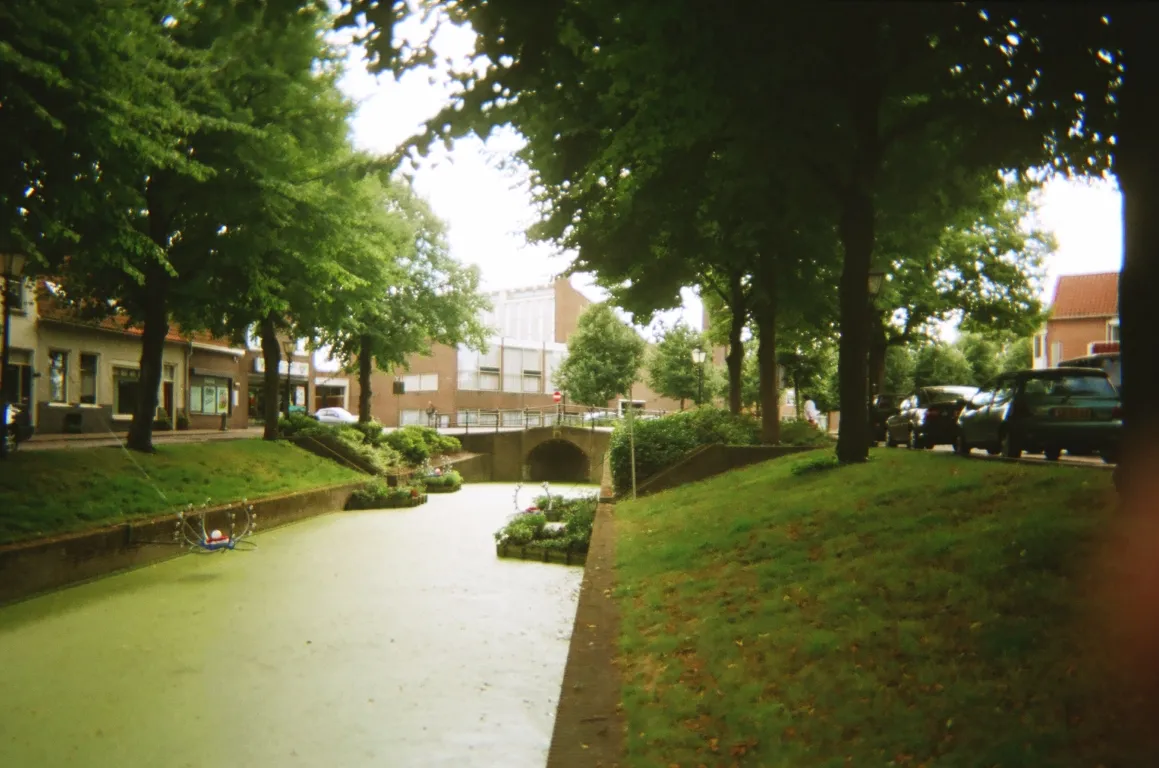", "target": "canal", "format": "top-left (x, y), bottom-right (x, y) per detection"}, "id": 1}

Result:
top-left (0, 484), bottom-right (591, 767)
